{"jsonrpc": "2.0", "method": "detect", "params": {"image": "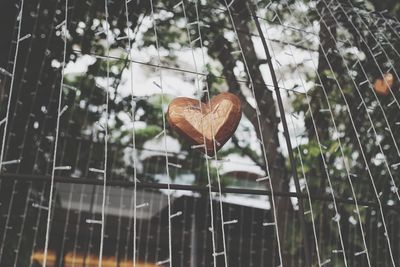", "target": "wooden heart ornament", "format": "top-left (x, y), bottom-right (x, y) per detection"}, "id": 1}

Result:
top-left (374, 73), bottom-right (394, 96)
top-left (167, 92), bottom-right (242, 155)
